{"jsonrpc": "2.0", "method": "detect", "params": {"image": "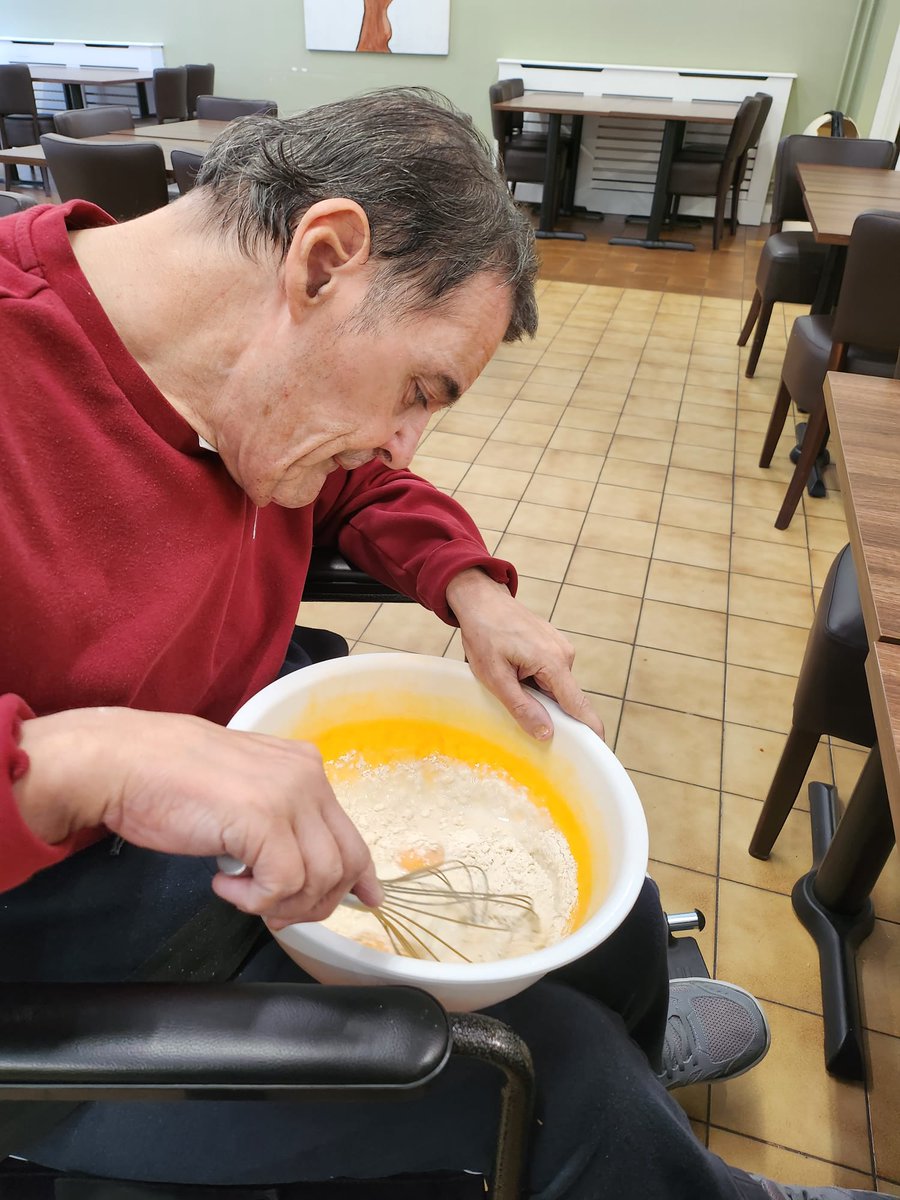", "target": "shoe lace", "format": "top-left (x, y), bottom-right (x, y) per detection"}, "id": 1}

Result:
top-left (660, 1011), bottom-right (701, 1083)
